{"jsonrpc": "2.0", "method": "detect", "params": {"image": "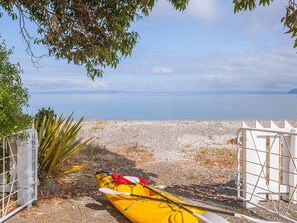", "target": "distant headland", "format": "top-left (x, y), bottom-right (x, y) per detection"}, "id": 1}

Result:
top-left (288, 89), bottom-right (297, 94)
